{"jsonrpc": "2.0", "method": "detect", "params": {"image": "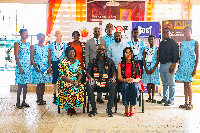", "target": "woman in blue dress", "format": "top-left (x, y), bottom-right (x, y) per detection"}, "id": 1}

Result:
top-left (176, 26), bottom-right (199, 110)
top-left (30, 33), bottom-right (51, 105)
top-left (142, 35), bottom-right (160, 103)
top-left (14, 29), bottom-right (31, 109)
